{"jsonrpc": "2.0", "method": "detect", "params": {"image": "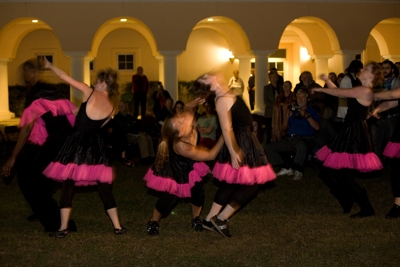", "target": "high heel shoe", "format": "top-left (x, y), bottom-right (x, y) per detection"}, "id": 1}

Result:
top-left (114, 225), bottom-right (128, 235)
